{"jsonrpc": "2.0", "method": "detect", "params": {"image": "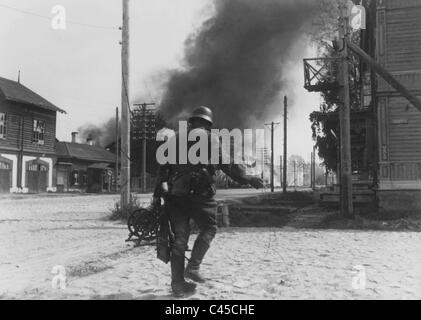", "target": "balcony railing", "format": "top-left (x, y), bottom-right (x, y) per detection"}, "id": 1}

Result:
top-left (303, 58), bottom-right (341, 92)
